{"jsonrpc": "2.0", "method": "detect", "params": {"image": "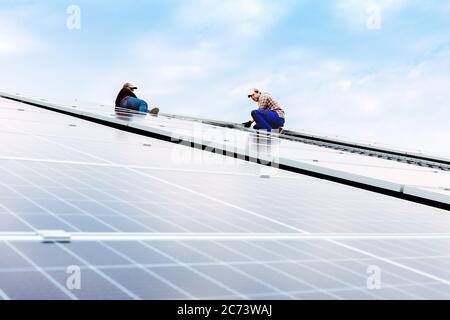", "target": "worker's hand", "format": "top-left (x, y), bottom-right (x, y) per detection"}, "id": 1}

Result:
top-left (242, 121), bottom-right (253, 128)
